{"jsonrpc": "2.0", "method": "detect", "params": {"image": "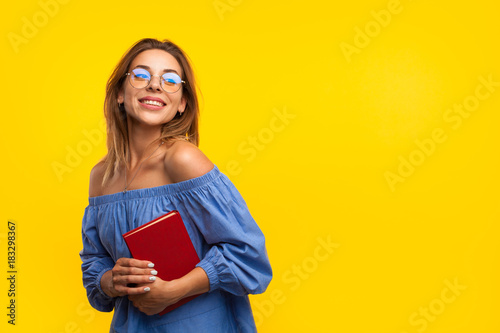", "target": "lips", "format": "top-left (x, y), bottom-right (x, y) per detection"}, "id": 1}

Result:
top-left (139, 96), bottom-right (166, 107)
